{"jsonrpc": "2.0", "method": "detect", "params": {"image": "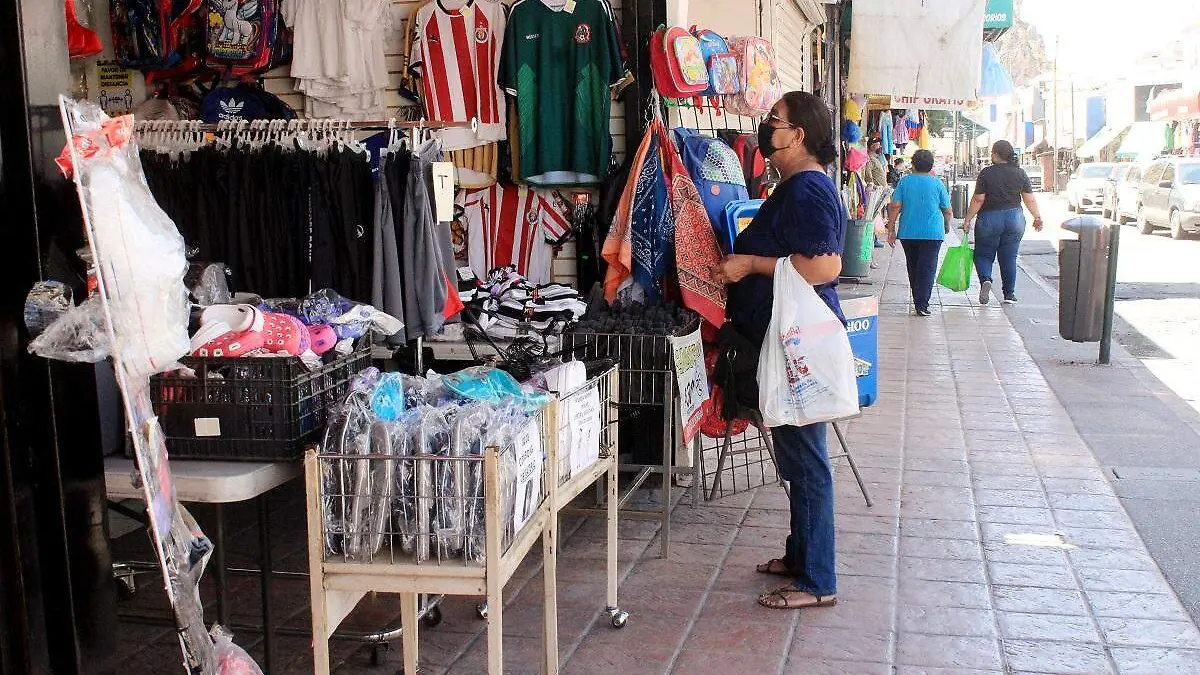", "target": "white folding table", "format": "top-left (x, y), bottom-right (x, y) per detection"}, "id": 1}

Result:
top-left (105, 457), bottom-right (300, 673)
